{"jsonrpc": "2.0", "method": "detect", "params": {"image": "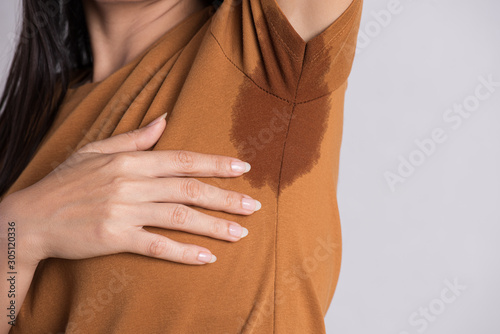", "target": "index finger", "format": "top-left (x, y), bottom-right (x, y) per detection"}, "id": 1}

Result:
top-left (112, 150), bottom-right (252, 177)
